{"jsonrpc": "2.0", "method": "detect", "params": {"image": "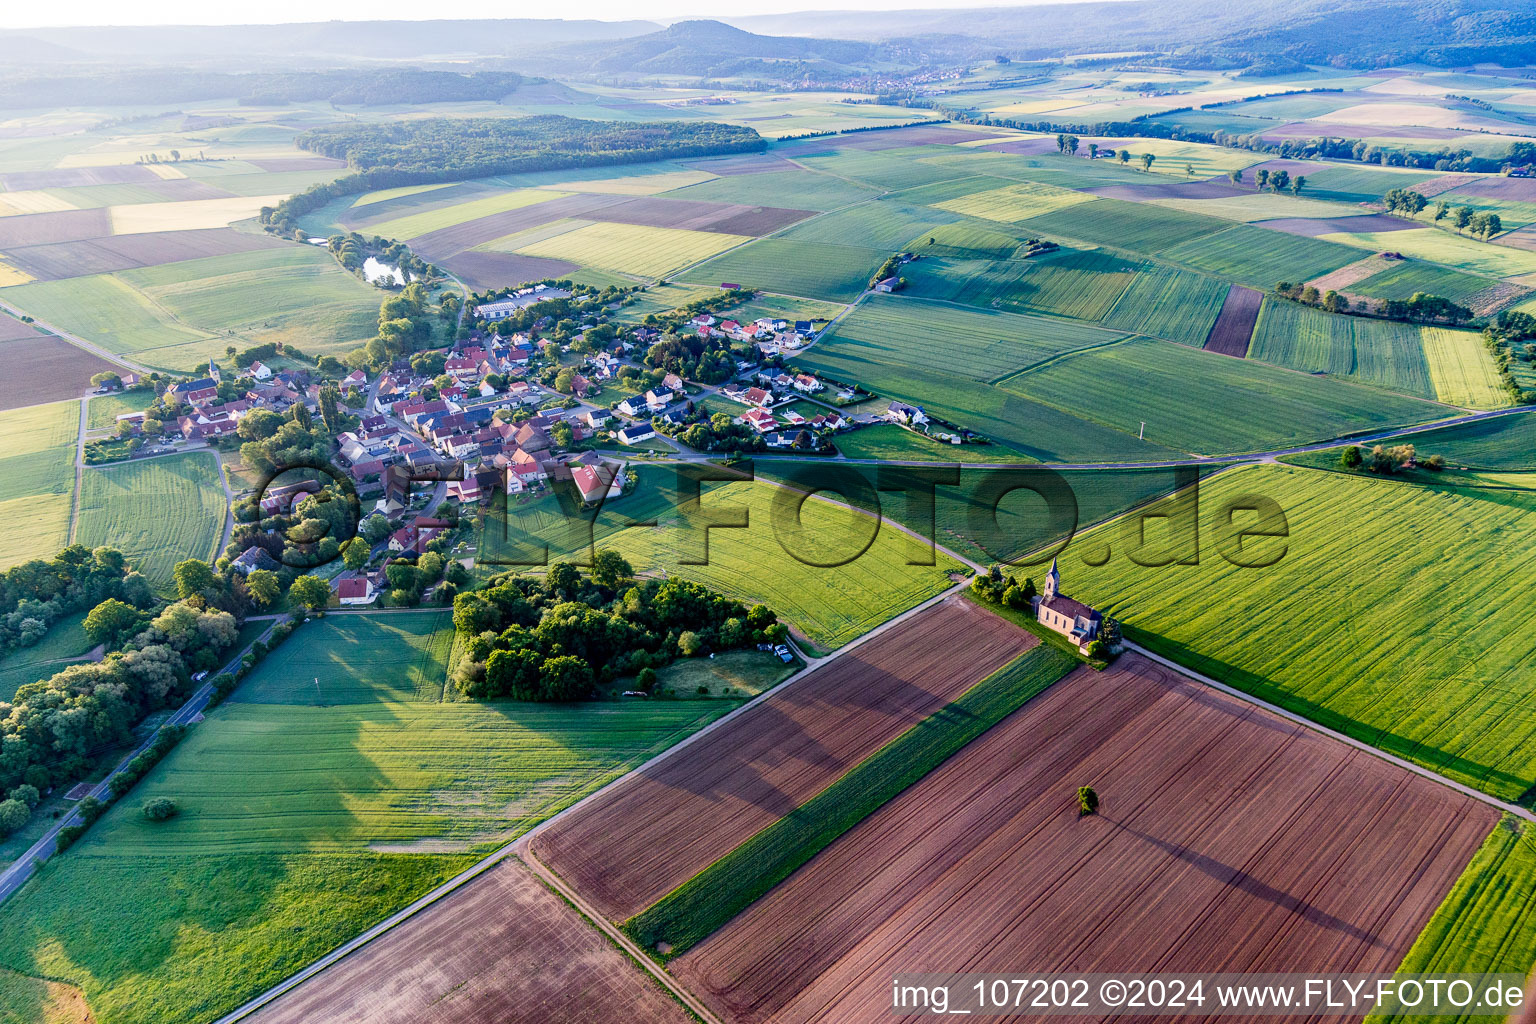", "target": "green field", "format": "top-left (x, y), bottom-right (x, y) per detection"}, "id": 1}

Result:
top-left (933, 179), bottom-right (1097, 222)
top-left (359, 188), bottom-right (567, 239)
top-left (1001, 336), bottom-right (1443, 456)
top-left (85, 390), bottom-right (151, 431)
top-left (1146, 193), bottom-right (1370, 223)
top-left (1157, 224), bottom-right (1364, 288)
top-left (779, 200), bottom-right (960, 250)
top-left (812, 294), bottom-right (1127, 383)
top-left (0, 401), bottom-right (77, 569)
top-left (1018, 197), bottom-right (1228, 254)
top-left (0, 613), bottom-right (92, 702)
top-left (664, 169), bottom-right (880, 211)
top-left (793, 146), bottom-right (978, 191)
top-left (2, 246), bottom-right (384, 370)
top-left (482, 468), bottom-right (964, 650)
top-left (616, 282), bottom-right (719, 322)
top-left (902, 218), bottom-right (1032, 259)
top-left (679, 237), bottom-right (886, 302)
top-left (1099, 264), bottom-right (1232, 346)
top-left (1296, 164), bottom-right (1438, 203)
top-left (0, 609), bottom-right (742, 1024)
top-left (626, 641), bottom-right (1078, 954)
top-left (75, 453), bottom-right (226, 592)
top-left (1321, 228), bottom-right (1536, 279)
top-left (1372, 818), bottom-right (1536, 1023)
top-left (1332, 411), bottom-right (1536, 470)
top-left (1350, 260), bottom-right (1503, 307)
top-left (1420, 327), bottom-right (1509, 409)
top-left (1247, 300), bottom-right (1436, 398)
top-left (833, 422), bottom-right (1030, 463)
top-left (901, 250), bottom-right (1141, 323)
top-left (510, 220), bottom-right (748, 279)
top-left (1062, 464), bottom-right (1536, 800)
